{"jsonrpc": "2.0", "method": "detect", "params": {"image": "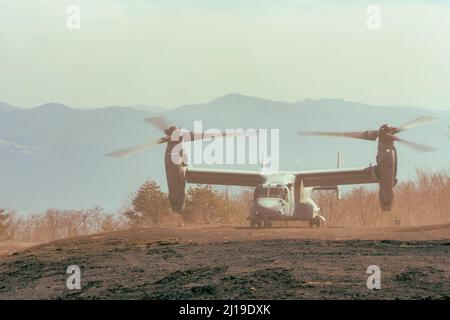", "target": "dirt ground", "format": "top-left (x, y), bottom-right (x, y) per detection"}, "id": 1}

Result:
top-left (0, 241), bottom-right (36, 257)
top-left (0, 224), bottom-right (449, 299)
